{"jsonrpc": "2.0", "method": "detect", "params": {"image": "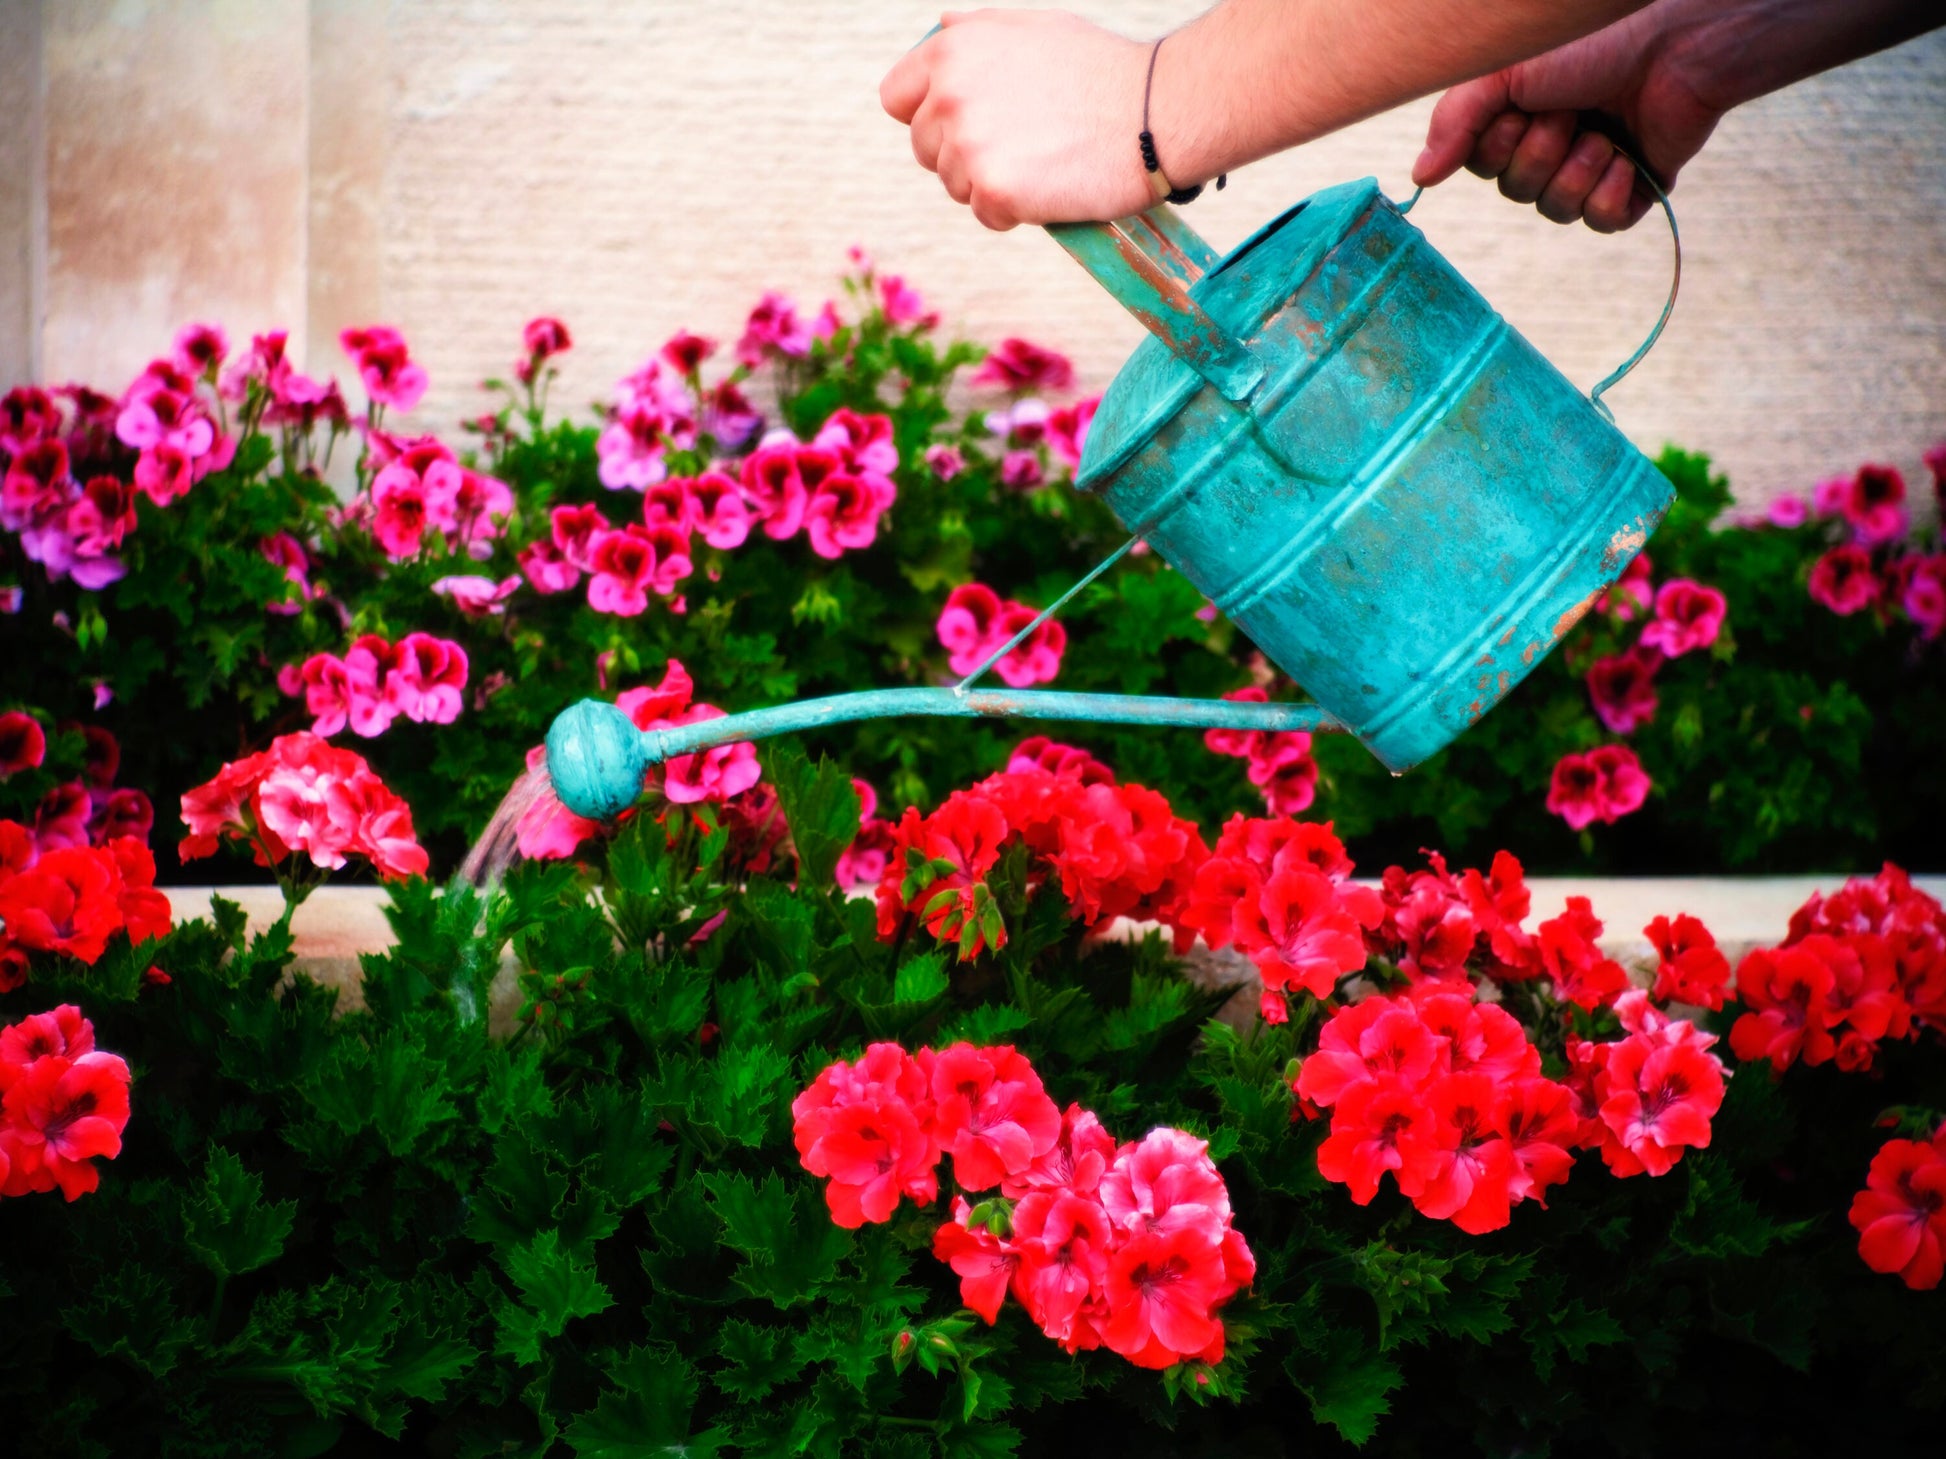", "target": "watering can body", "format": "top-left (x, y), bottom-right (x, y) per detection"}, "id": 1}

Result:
top-left (1062, 177), bottom-right (1670, 772)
